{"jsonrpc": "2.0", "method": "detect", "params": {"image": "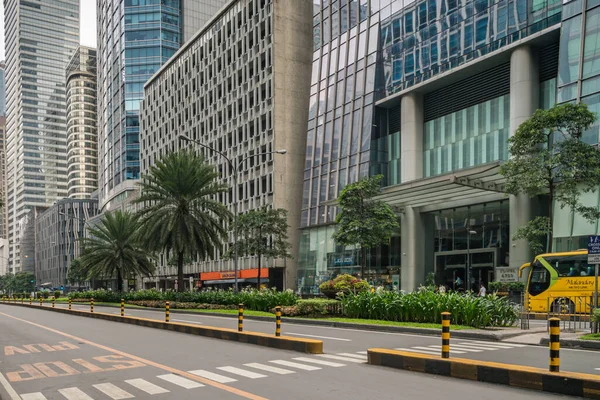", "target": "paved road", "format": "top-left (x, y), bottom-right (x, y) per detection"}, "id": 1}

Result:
top-left (54, 302), bottom-right (600, 375)
top-left (0, 305), bottom-right (573, 400)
